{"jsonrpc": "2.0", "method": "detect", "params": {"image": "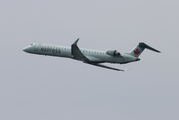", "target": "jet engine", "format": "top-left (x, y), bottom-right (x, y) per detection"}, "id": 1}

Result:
top-left (106, 49), bottom-right (121, 56)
